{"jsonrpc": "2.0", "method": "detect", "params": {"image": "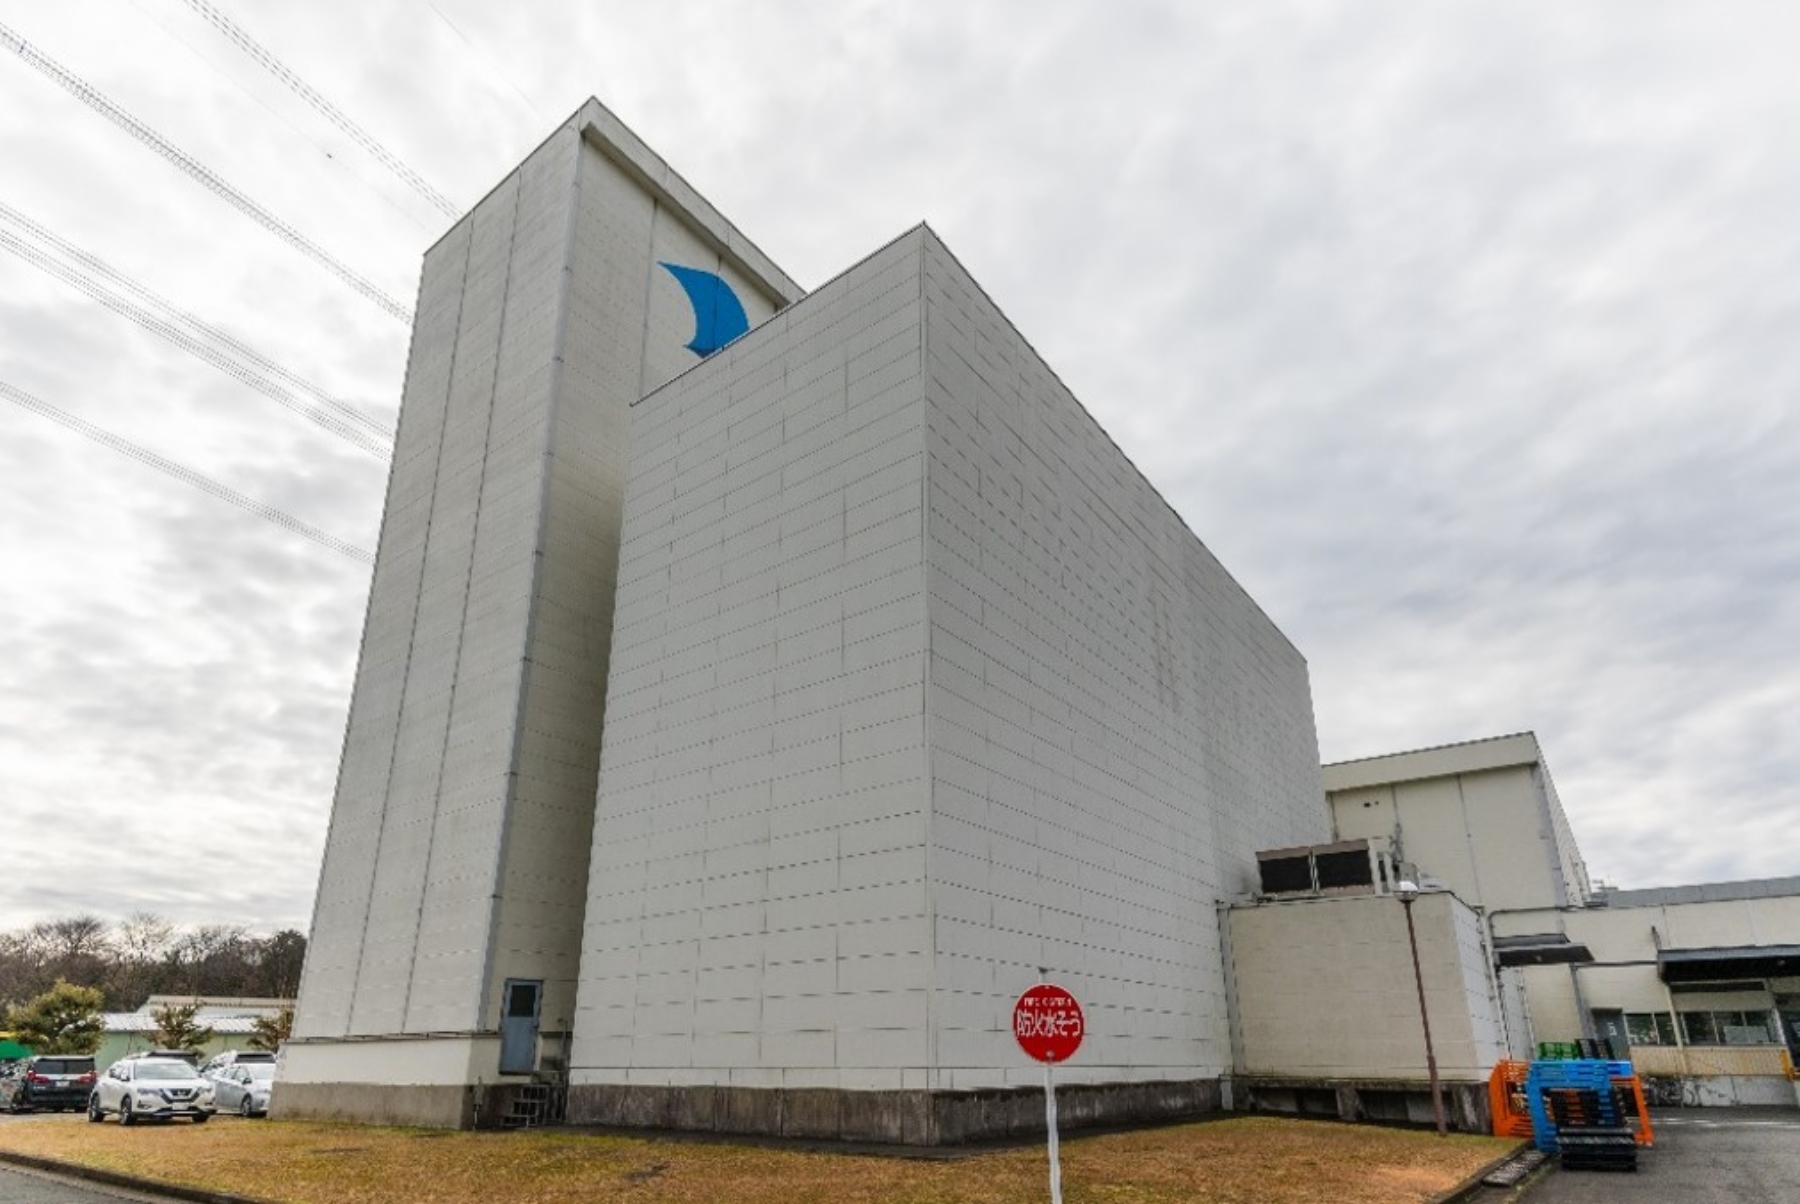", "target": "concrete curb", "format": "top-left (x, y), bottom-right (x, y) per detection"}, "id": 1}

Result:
top-left (0, 1148), bottom-right (269, 1204)
top-left (1502, 1155), bottom-right (1557, 1201)
top-left (1425, 1140), bottom-right (1534, 1204)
